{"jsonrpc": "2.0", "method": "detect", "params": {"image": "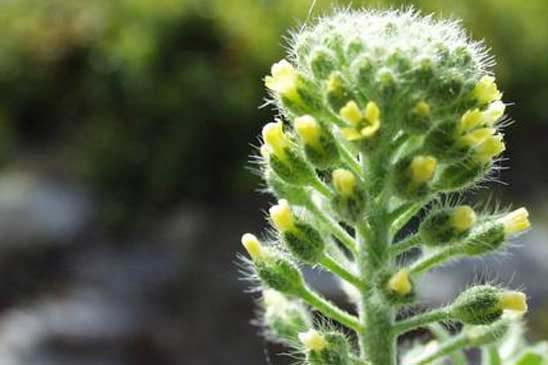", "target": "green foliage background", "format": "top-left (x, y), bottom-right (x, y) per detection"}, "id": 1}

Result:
top-left (0, 0), bottom-right (546, 228)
